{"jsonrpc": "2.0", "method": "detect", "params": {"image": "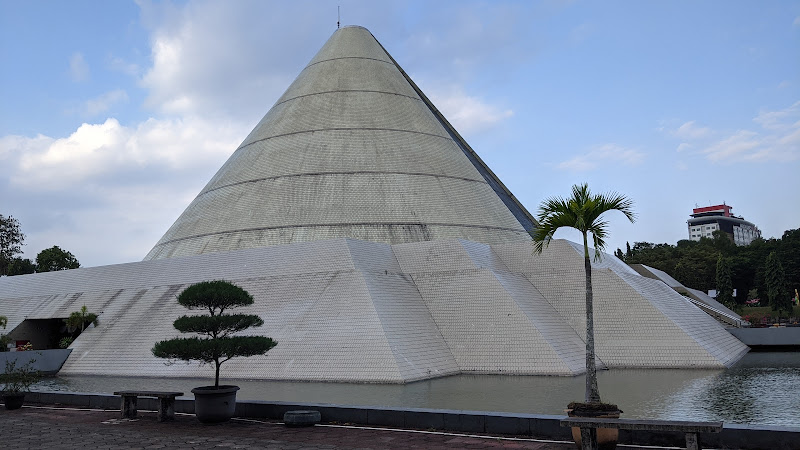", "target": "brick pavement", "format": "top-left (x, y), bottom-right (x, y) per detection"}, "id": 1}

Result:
top-left (0, 404), bottom-right (587, 450)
